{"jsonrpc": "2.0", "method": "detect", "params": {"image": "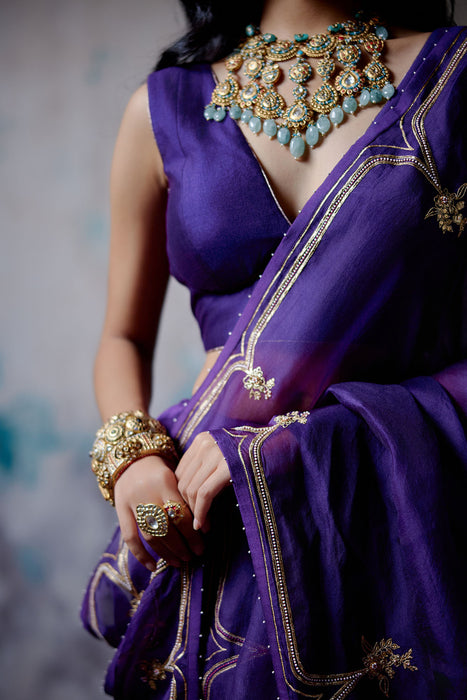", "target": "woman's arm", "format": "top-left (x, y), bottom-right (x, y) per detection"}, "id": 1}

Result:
top-left (94, 84), bottom-right (204, 569)
top-left (94, 84), bottom-right (168, 418)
